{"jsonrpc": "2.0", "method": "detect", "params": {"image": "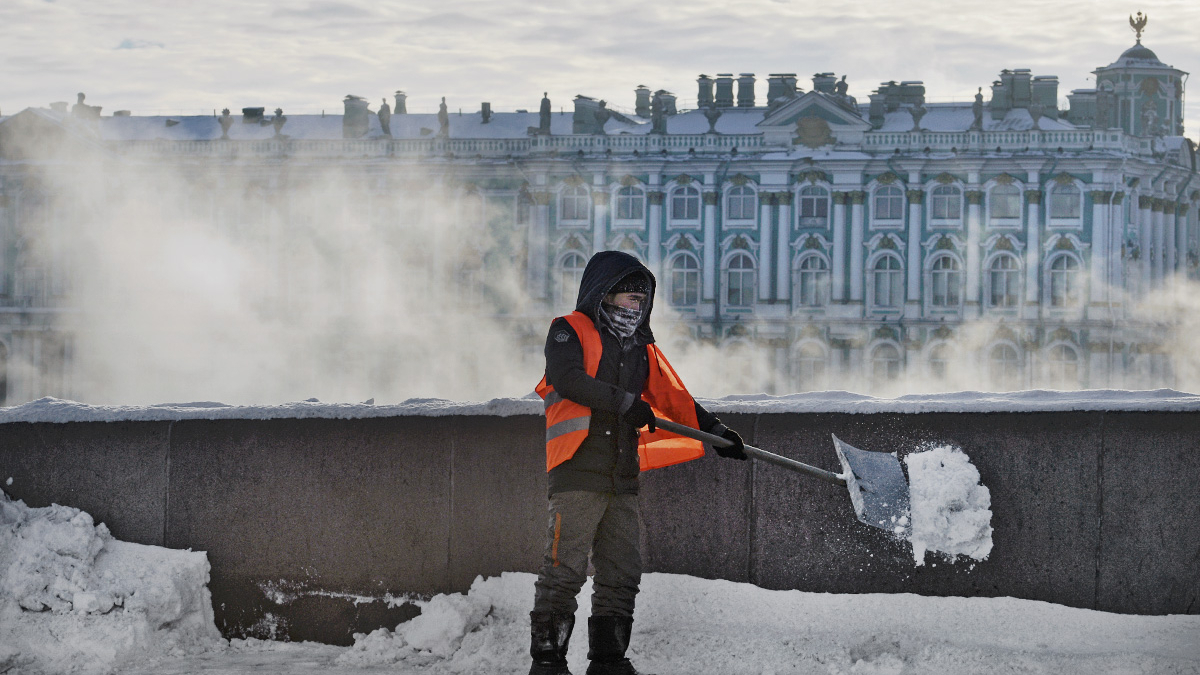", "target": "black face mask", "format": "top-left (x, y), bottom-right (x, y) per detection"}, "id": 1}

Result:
top-left (600, 302), bottom-right (642, 339)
